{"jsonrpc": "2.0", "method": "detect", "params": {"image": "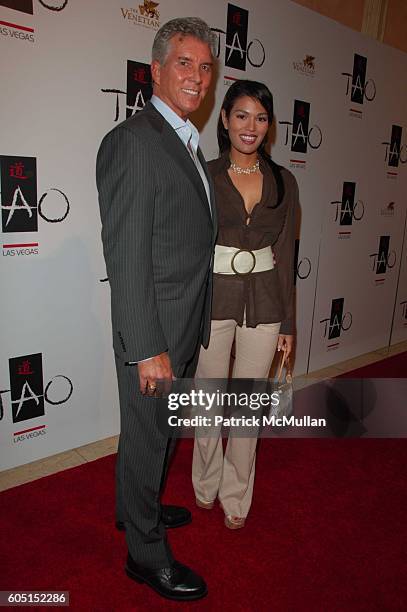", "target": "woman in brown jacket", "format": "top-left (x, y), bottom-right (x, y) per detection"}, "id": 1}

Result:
top-left (192, 80), bottom-right (299, 528)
